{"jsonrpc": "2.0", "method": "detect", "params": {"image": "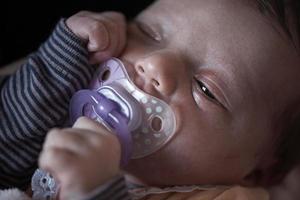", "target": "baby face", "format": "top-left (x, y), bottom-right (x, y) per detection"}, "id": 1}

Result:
top-left (119, 0), bottom-right (300, 186)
